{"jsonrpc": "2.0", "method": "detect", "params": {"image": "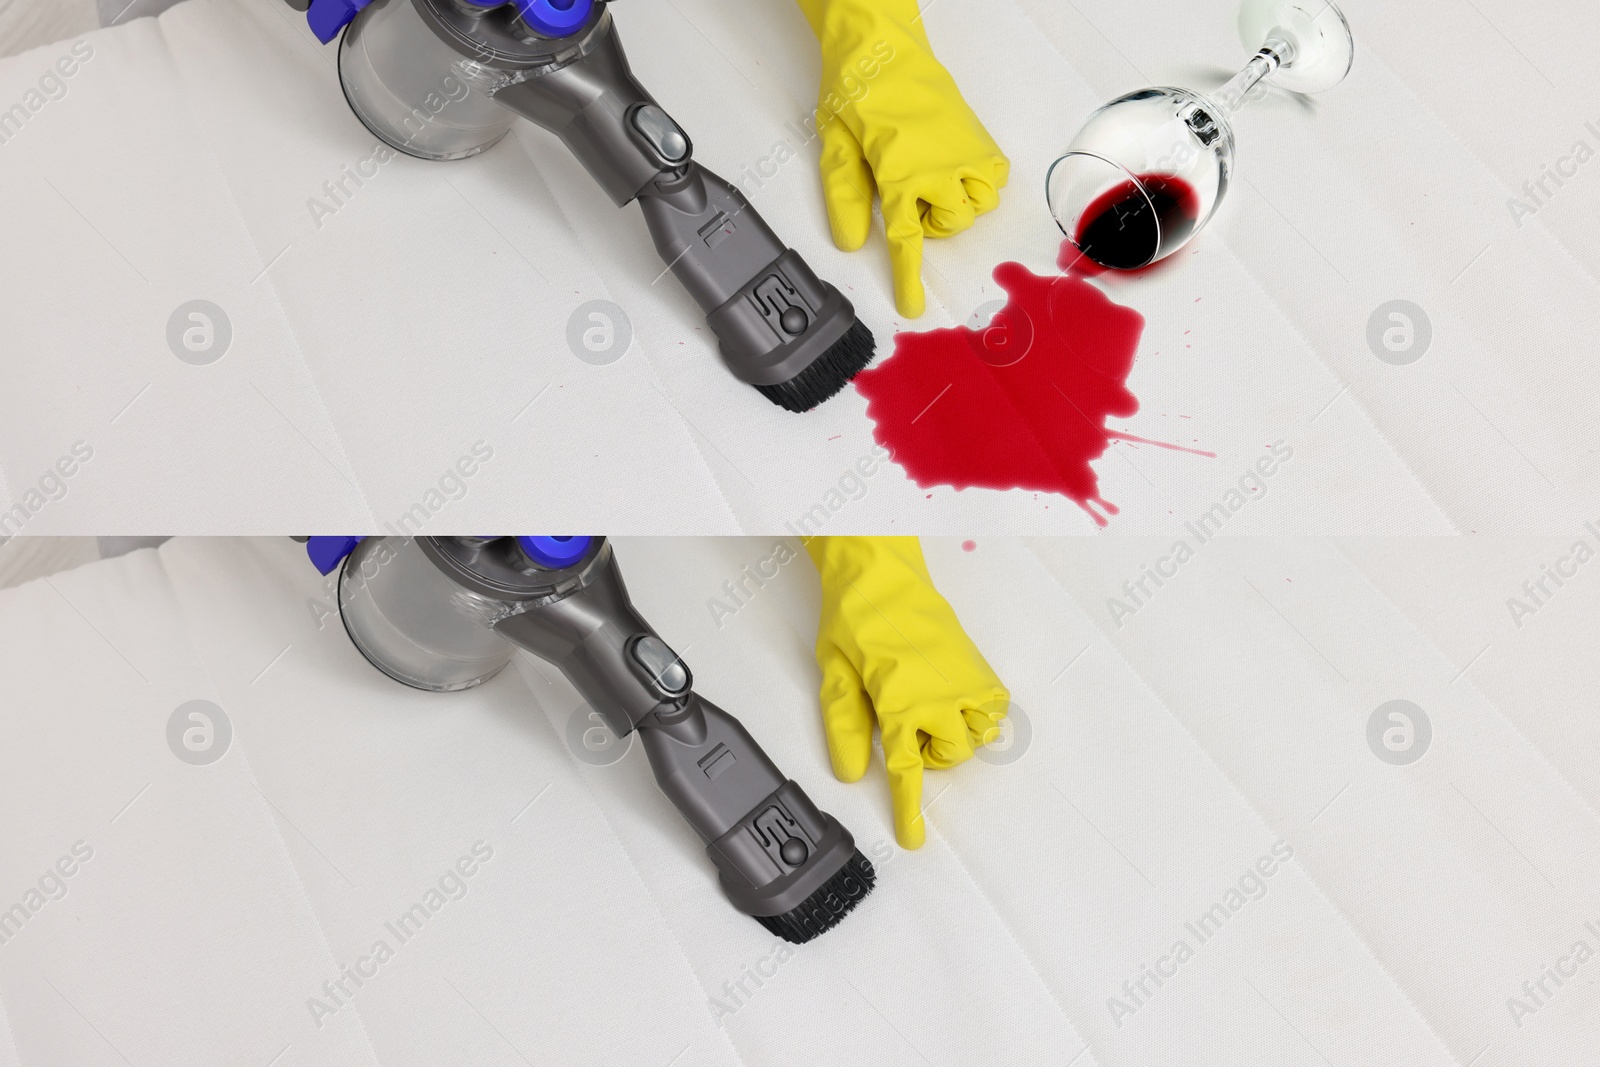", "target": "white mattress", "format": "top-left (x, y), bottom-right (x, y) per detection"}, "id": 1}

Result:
top-left (0, 0), bottom-right (1595, 532)
top-left (1, 536), bottom-right (1596, 1065)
